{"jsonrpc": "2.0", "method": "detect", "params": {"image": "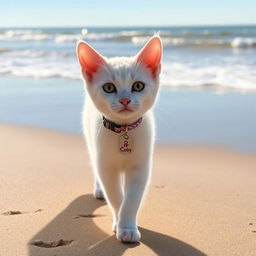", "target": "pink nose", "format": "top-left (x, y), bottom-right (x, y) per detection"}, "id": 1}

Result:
top-left (119, 98), bottom-right (131, 106)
